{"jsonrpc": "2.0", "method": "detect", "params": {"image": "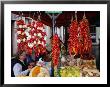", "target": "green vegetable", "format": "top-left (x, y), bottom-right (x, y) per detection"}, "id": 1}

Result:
top-left (60, 66), bottom-right (80, 77)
